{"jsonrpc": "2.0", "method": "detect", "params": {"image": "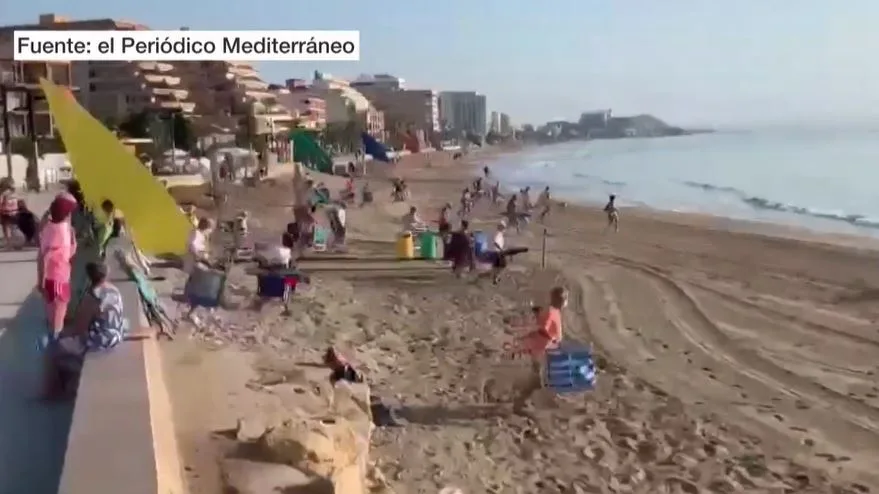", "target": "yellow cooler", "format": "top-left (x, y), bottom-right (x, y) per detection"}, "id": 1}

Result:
top-left (397, 232), bottom-right (415, 259)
